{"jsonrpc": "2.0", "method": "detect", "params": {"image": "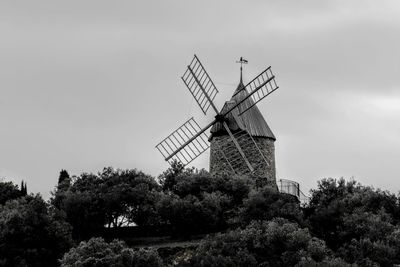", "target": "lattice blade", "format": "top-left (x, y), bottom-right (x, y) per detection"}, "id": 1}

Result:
top-left (214, 129), bottom-right (270, 175)
top-left (233, 130), bottom-right (270, 173)
top-left (181, 55), bottom-right (219, 115)
top-left (155, 117), bottom-right (210, 166)
top-left (214, 135), bottom-right (251, 175)
top-left (227, 67), bottom-right (278, 117)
